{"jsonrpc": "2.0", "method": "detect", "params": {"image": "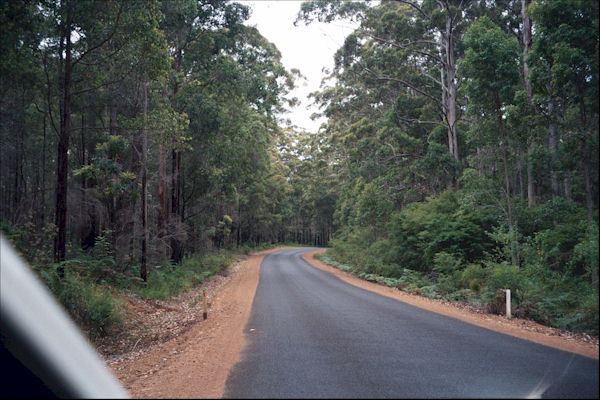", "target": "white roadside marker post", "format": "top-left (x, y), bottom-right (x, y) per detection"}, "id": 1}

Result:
top-left (505, 289), bottom-right (511, 319)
